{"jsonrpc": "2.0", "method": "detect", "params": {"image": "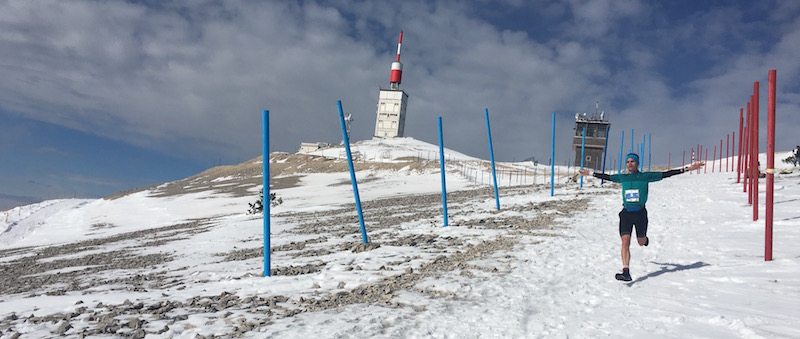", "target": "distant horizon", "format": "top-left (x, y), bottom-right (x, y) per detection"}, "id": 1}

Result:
top-left (2, 133), bottom-right (794, 211)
